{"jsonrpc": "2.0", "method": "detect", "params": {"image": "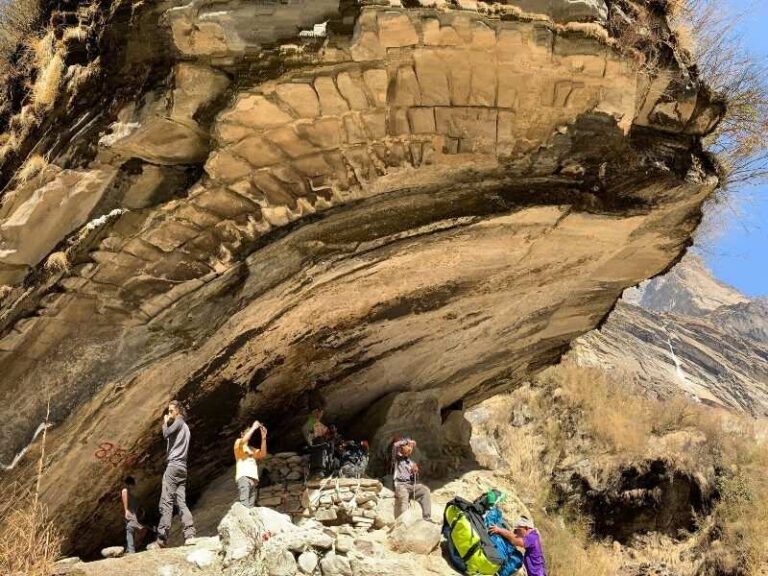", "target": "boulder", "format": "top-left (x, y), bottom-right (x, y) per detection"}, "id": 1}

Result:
top-left (100, 546), bottom-right (124, 558)
top-left (218, 503), bottom-right (265, 565)
top-left (186, 548), bottom-right (218, 568)
top-left (320, 551), bottom-right (353, 576)
top-left (283, 527), bottom-right (335, 552)
top-left (335, 533), bottom-right (354, 554)
top-left (254, 506), bottom-right (297, 535)
top-left (298, 550), bottom-right (320, 574)
top-left (387, 517), bottom-right (441, 554)
top-left (349, 389), bottom-right (445, 477)
top-left (265, 548), bottom-right (298, 576)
